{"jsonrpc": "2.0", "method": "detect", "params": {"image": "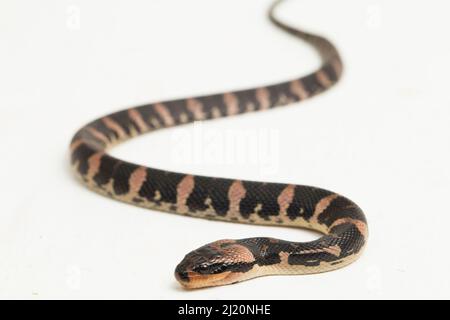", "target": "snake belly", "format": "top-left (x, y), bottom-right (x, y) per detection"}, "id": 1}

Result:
top-left (70, 0), bottom-right (368, 289)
